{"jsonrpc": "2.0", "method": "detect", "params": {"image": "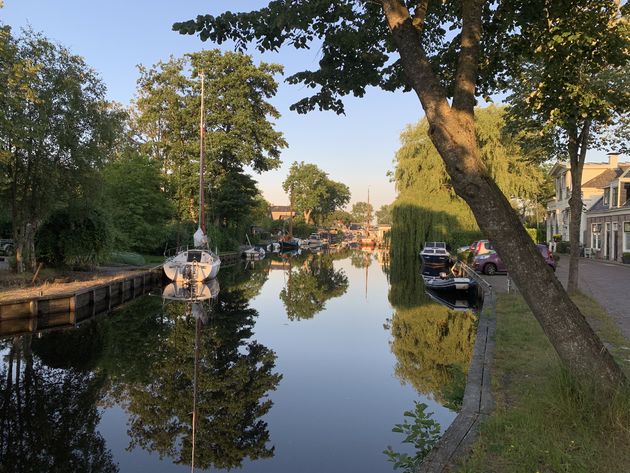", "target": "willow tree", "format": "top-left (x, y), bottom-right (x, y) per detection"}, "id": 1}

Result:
top-left (173, 1), bottom-right (628, 387)
top-left (391, 106), bottom-right (544, 256)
